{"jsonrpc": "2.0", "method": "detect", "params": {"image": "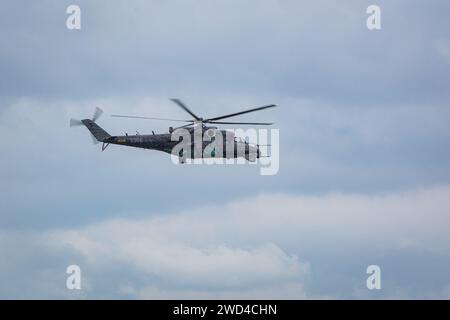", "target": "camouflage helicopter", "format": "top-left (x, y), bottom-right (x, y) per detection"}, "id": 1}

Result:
top-left (70, 99), bottom-right (276, 163)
